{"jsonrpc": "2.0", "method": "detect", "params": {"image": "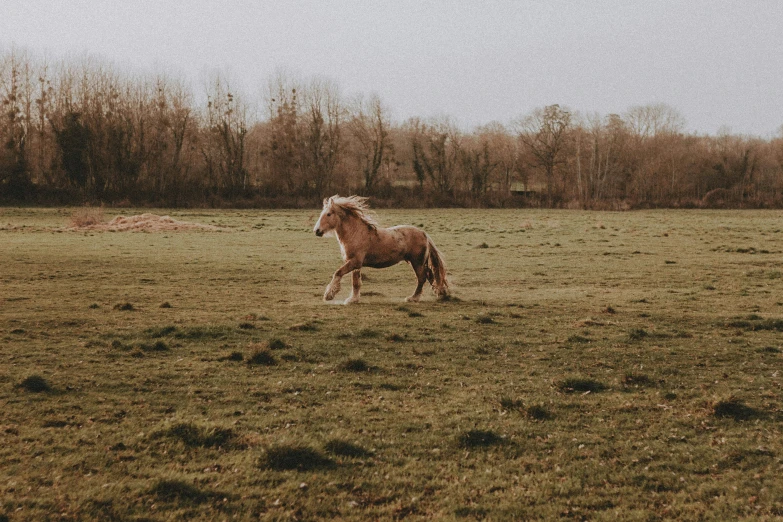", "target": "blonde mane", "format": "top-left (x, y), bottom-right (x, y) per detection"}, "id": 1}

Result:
top-left (330, 195), bottom-right (378, 230)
